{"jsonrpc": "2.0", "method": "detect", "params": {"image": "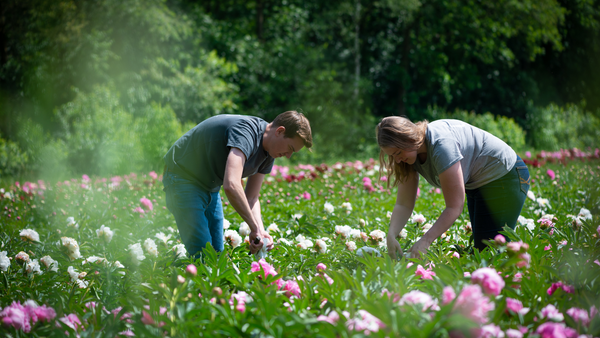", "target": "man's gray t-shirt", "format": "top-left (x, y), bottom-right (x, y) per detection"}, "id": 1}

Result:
top-left (412, 119), bottom-right (516, 190)
top-left (163, 115), bottom-right (275, 193)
